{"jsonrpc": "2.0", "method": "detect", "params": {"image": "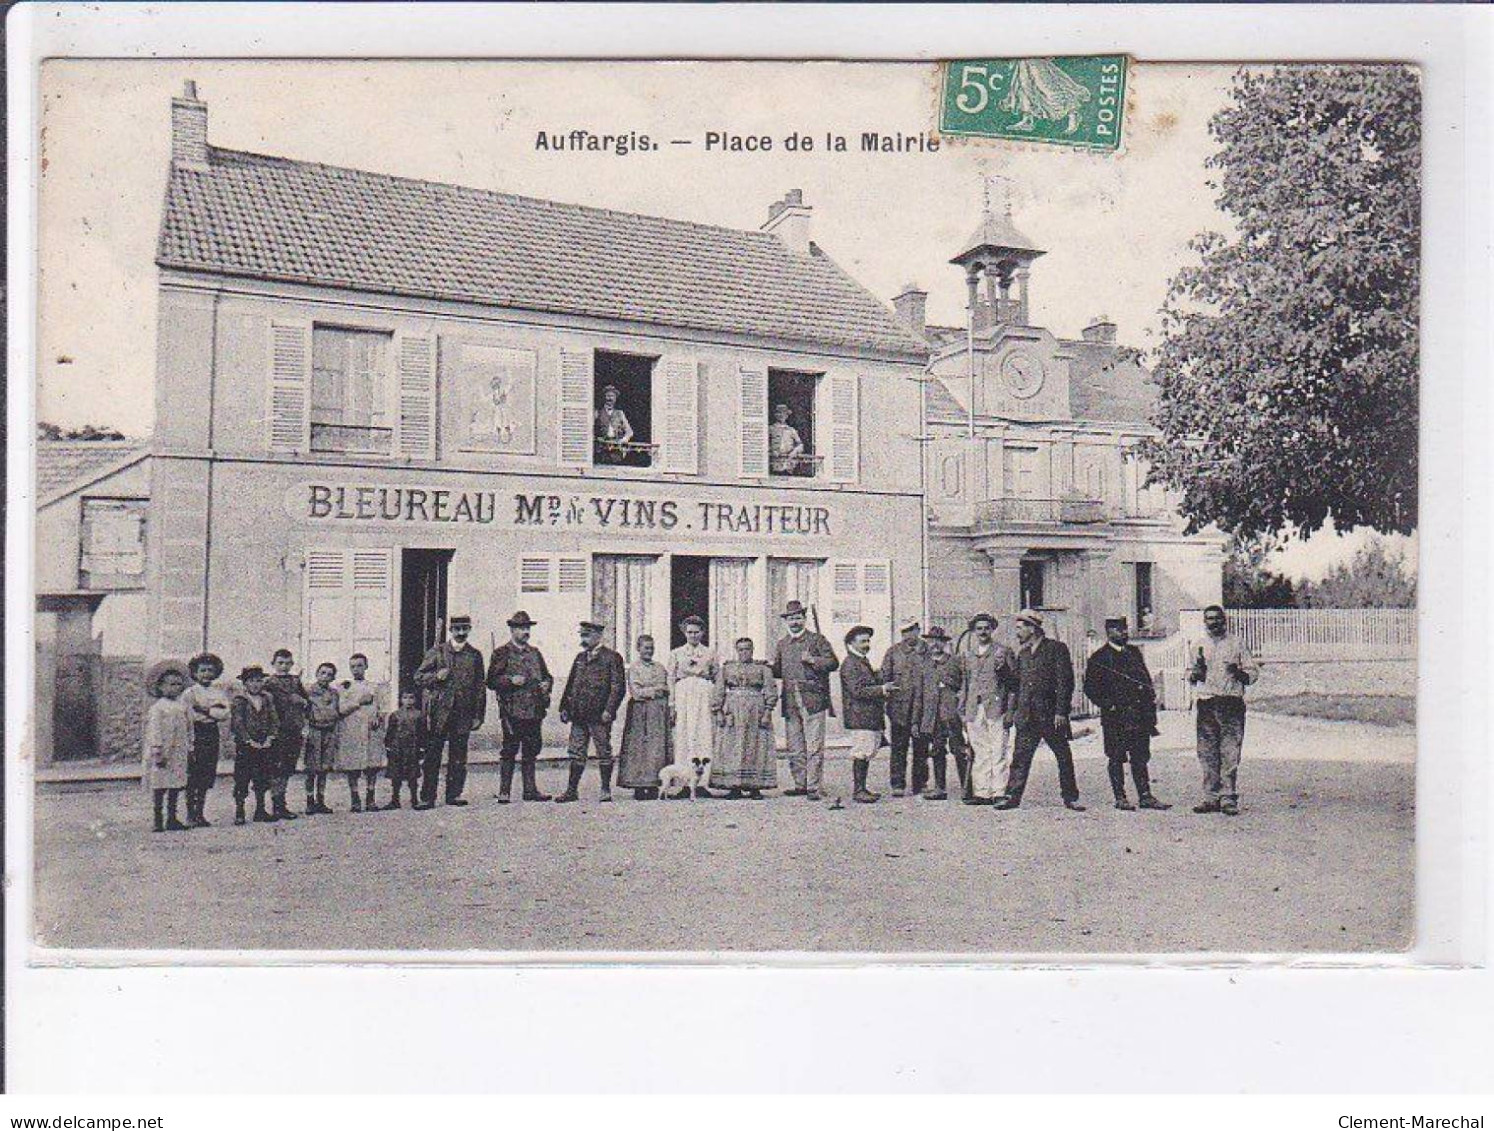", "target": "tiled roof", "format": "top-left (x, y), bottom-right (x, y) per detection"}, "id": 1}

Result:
top-left (157, 148), bottom-right (929, 360)
top-left (36, 441), bottom-right (148, 503)
top-left (1063, 340), bottom-right (1157, 423)
top-left (926, 379), bottom-right (968, 418)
